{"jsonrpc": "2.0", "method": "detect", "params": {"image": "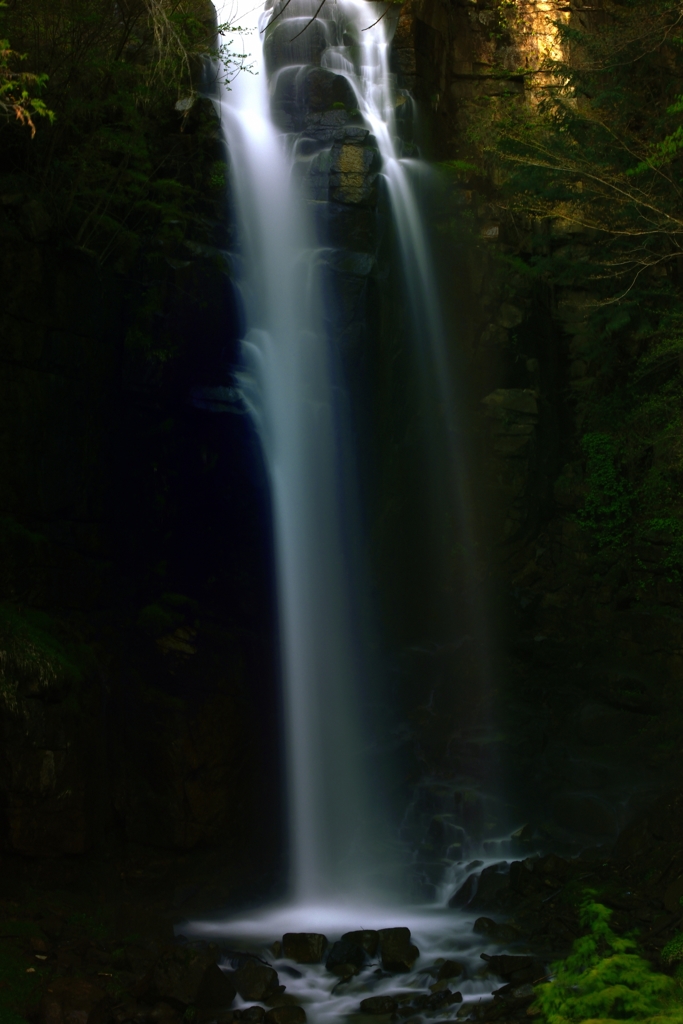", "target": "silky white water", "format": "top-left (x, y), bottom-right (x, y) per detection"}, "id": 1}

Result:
top-left (214, 0), bottom-right (393, 904)
top-left (211, 0), bottom-right (498, 919)
top-left (185, 7), bottom-right (508, 1017)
